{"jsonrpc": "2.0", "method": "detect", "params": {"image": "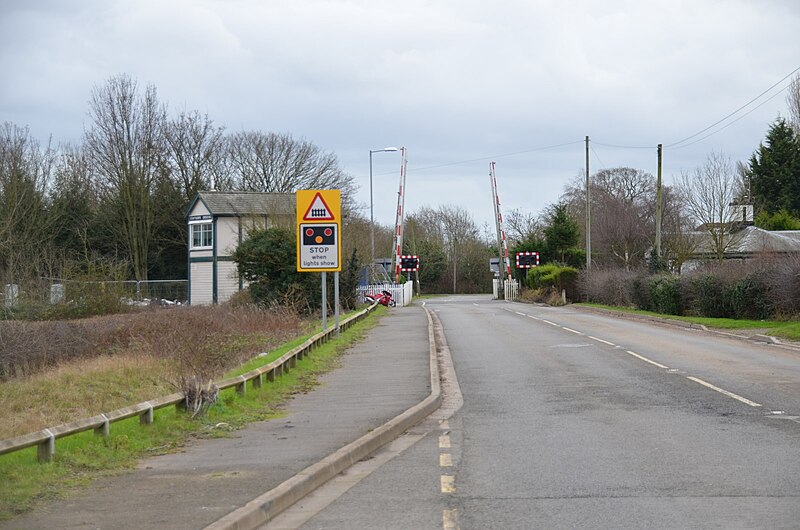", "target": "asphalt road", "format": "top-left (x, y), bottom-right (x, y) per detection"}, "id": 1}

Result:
top-left (293, 295), bottom-right (800, 529)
